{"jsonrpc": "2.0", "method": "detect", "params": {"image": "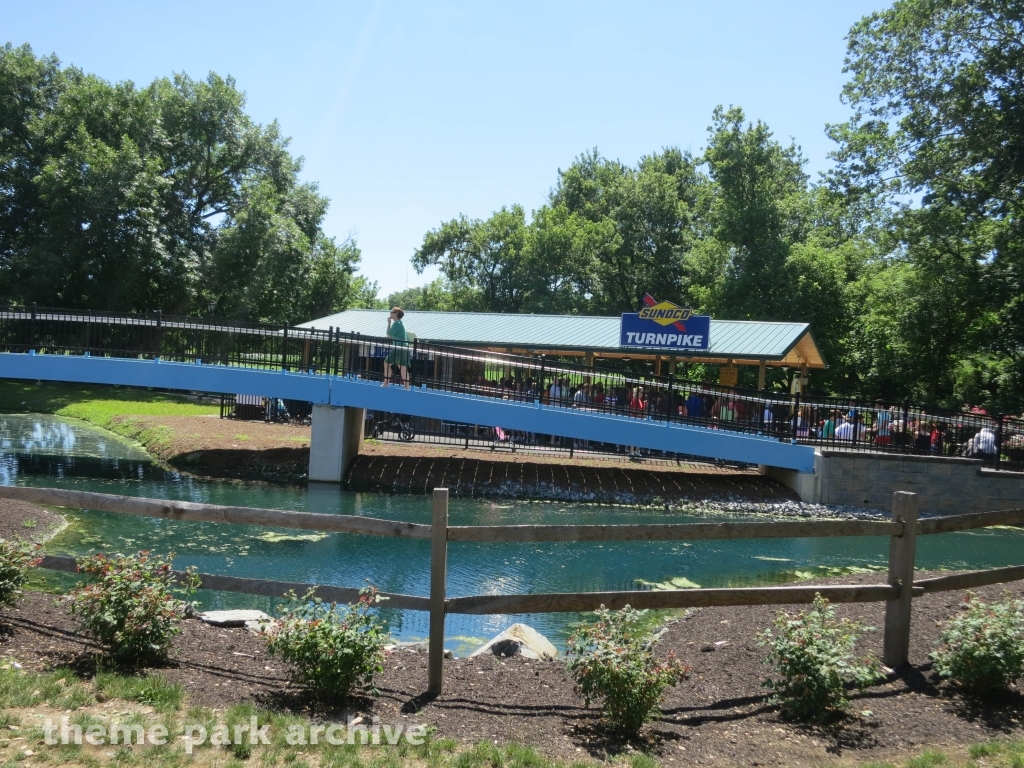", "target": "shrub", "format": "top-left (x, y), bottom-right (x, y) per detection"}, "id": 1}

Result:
top-left (932, 592), bottom-right (1024, 693)
top-left (565, 605), bottom-right (690, 735)
top-left (266, 587), bottom-right (389, 700)
top-left (759, 594), bottom-right (885, 721)
top-left (66, 552), bottom-right (198, 663)
top-left (0, 540), bottom-right (41, 608)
